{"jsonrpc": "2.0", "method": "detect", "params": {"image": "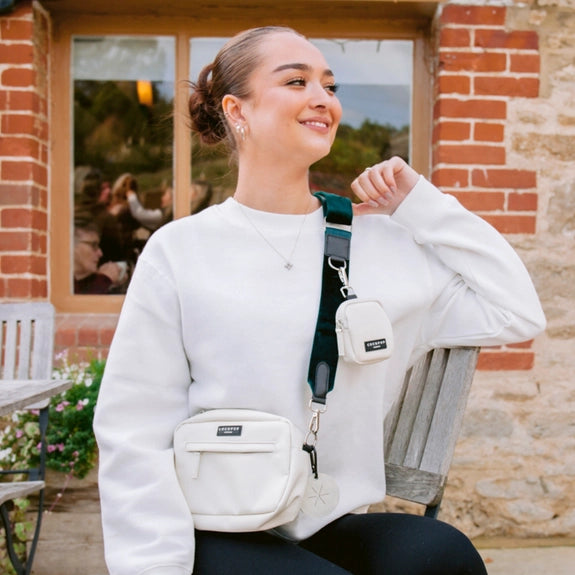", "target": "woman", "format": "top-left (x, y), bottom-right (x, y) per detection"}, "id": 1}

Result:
top-left (94, 27), bottom-right (546, 575)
